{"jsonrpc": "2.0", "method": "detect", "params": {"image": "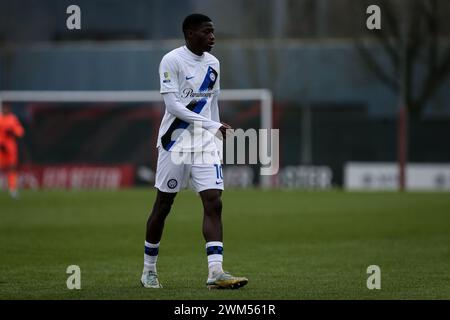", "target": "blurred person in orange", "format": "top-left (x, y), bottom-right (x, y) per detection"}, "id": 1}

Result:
top-left (0, 103), bottom-right (24, 199)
